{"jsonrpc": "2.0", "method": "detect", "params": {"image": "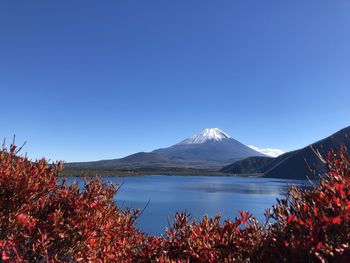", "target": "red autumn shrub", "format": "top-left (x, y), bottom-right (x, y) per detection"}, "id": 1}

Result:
top-left (0, 144), bottom-right (149, 262)
top-left (151, 211), bottom-right (263, 262)
top-left (262, 145), bottom-right (350, 262)
top-left (1, 142), bottom-right (350, 262)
